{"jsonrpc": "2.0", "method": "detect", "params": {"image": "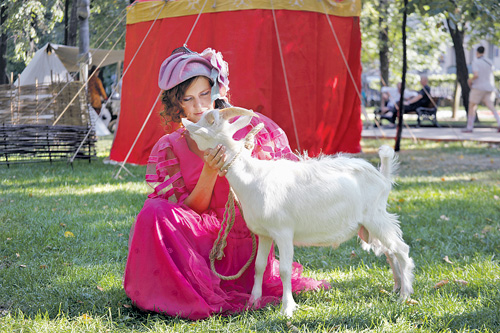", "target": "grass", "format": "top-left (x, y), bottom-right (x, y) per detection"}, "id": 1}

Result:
top-left (0, 135), bottom-right (499, 332)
